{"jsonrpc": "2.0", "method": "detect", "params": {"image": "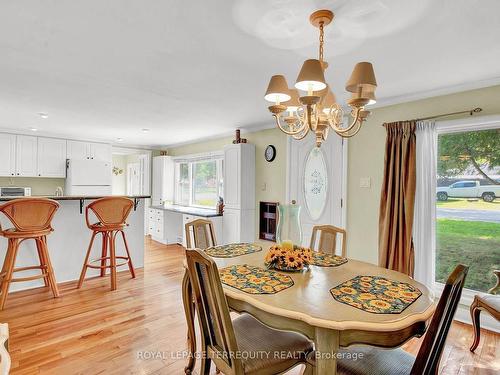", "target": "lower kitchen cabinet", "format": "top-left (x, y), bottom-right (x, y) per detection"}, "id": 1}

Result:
top-left (148, 208), bottom-right (183, 245)
top-left (182, 214), bottom-right (223, 248)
